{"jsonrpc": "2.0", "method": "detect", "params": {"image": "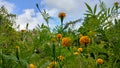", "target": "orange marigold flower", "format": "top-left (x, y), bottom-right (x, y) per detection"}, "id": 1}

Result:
top-left (56, 34), bottom-right (62, 39)
top-left (97, 58), bottom-right (104, 65)
top-left (79, 36), bottom-right (90, 45)
top-left (74, 52), bottom-right (79, 56)
top-left (57, 55), bottom-right (64, 61)
top-left (77, 48), bottom-right (83, 52)
top-left (30, 64), bottom-right (36, 68)
top-left (62, 37), bottom-right (71, 47)
top-left (58, 12), bottom-right (66, 18)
